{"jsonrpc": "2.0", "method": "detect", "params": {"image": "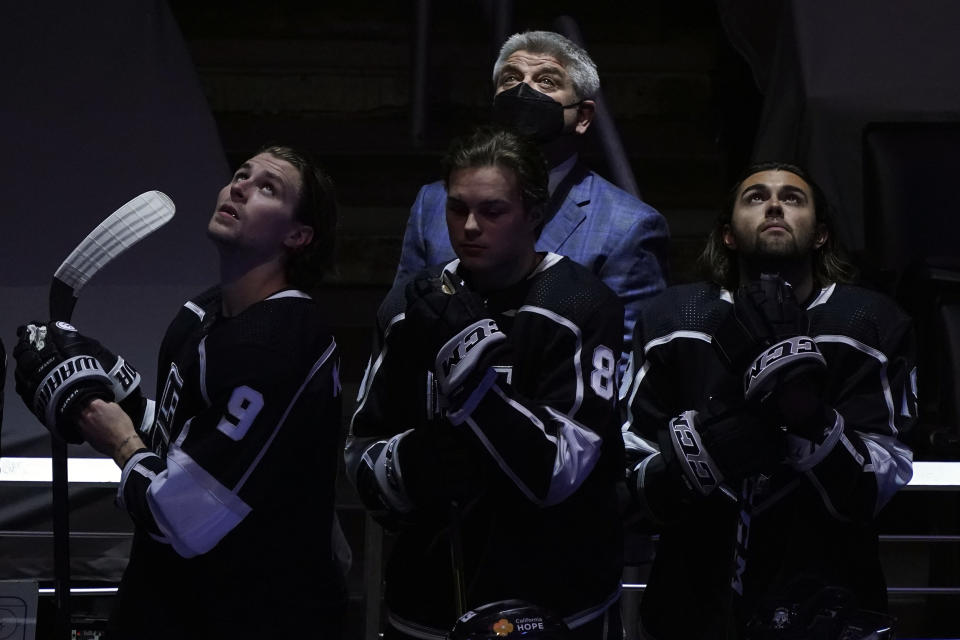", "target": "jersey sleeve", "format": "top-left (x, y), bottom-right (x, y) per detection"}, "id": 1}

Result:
top-left (787, 316), bottom-right (917, 520)
top-left (118, 335), bottom-right (341, 558)
top-left (621, 311), bottom-right (711, 522)
top-left (347, 280), bottom-right (624, 517)
top-left (449, 299), bottom-right (624, 507)
top-left (344, 284), bottom-right (428, 520)
top-left (623, 289), bottom-right (919, 524)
